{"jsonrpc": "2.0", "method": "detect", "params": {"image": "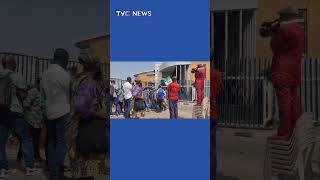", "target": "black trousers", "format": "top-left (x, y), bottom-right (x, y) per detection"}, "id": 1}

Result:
top-left (157, 99), bottom-right (164, 111)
